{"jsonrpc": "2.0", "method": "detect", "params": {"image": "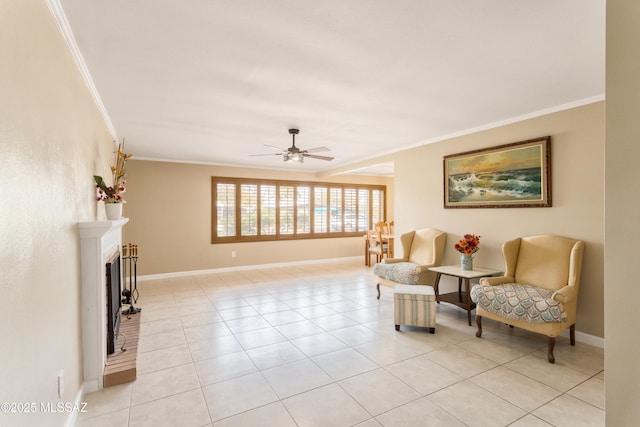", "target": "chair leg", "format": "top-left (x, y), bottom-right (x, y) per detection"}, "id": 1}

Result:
top-left (376, 283), bottom-right (381, 300)
top-left (548, 337), bottom-right (556, 363)
top-left (570, 324), bottom-right (576, 346)
top-left (476, 315), bottom-right (483, 338)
